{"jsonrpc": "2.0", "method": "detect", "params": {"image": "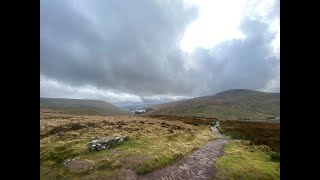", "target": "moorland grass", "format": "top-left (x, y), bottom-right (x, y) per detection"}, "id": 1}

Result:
top-left (214, 140), bottom-right (280, 180)
top-left (218, 120), bottom-right (280, 157)
top-left (40, 113), bottom-right (215, 179)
